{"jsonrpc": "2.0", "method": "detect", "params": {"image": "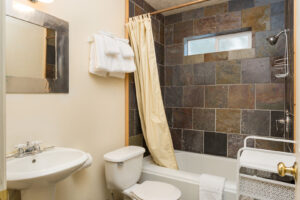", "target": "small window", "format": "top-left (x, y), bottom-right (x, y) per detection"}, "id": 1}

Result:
top-left (185, 31), bottom-right (252, 56)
